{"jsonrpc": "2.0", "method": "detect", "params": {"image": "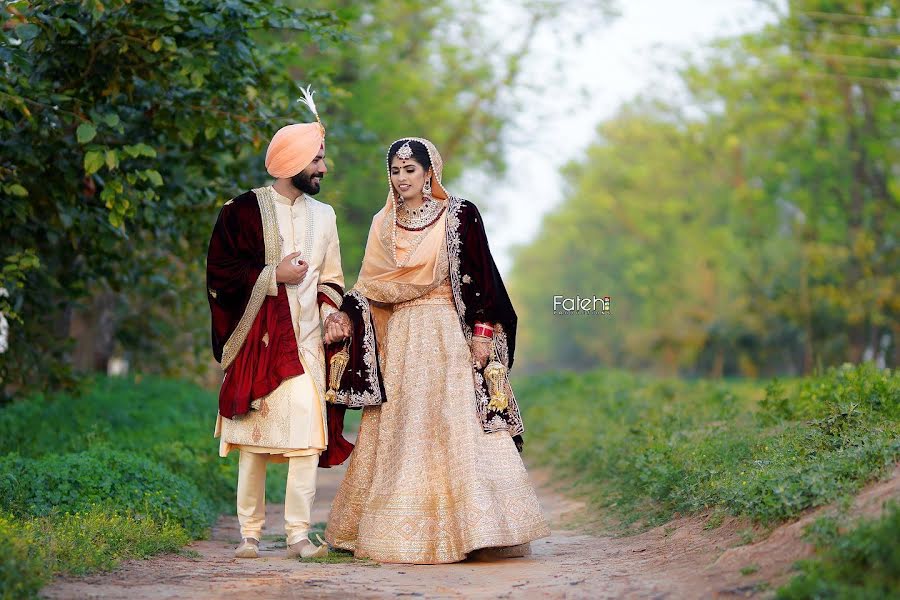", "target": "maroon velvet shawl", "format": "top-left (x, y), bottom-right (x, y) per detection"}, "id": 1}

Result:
top-left (206, 191), bottom-right (304, 418)
top-left (207, 190), bottom-right (353, 465)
